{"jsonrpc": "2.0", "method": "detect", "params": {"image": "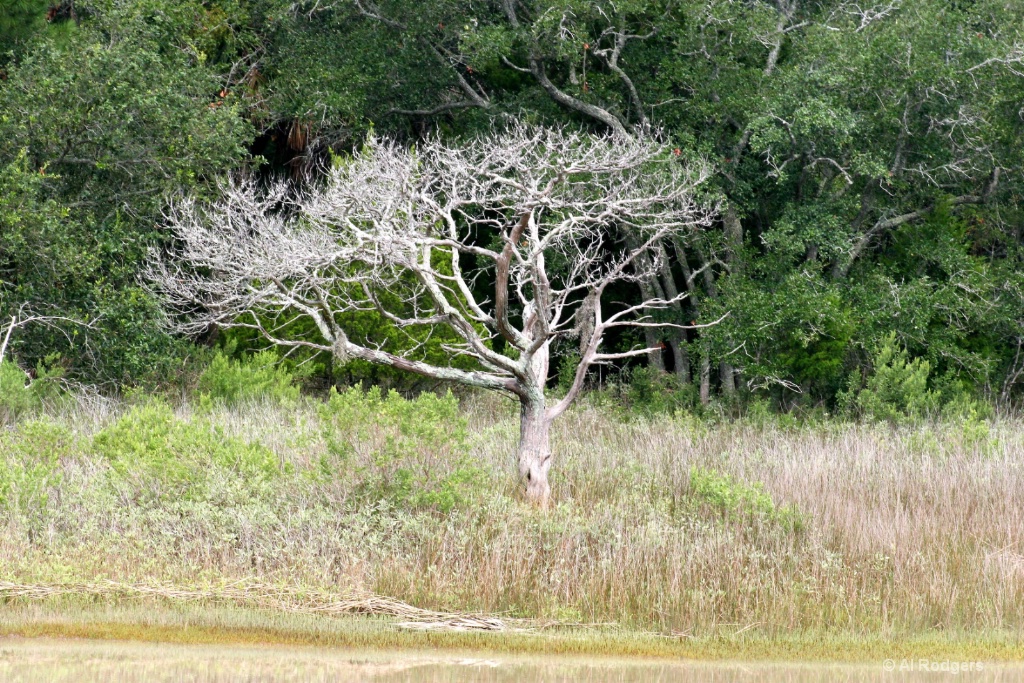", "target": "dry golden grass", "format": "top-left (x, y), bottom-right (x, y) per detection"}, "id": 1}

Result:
top-left (2, 391), bottom-right (1022, 640)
